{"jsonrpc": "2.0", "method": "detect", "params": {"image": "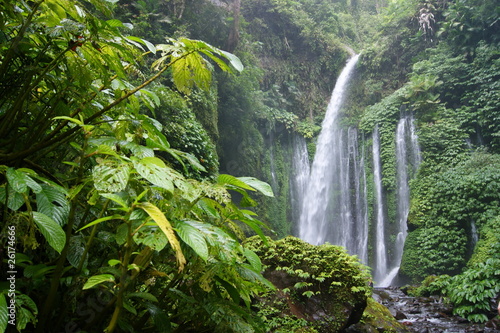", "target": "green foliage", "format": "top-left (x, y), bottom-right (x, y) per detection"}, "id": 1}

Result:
top-left (0, 1), bottom-right (277, 332)
top-left (438, 0), bottom-right (500, 54)
top-left (406, 274), bottom-right (451, 297)
top-left (407, 217), bottom-right (500, 323)
top-left (447, 255), bottom-right (500, 323)
top-left (246, 236), bottom-right (372, 332)
top-left (153, 86), bottom-right (220, 178)
top-left (356, 297), bottom-right (407, 332)
top-left (468, 216), bottom-right (500, 267)
top-left (403, 152), bottom-right (500, 280)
